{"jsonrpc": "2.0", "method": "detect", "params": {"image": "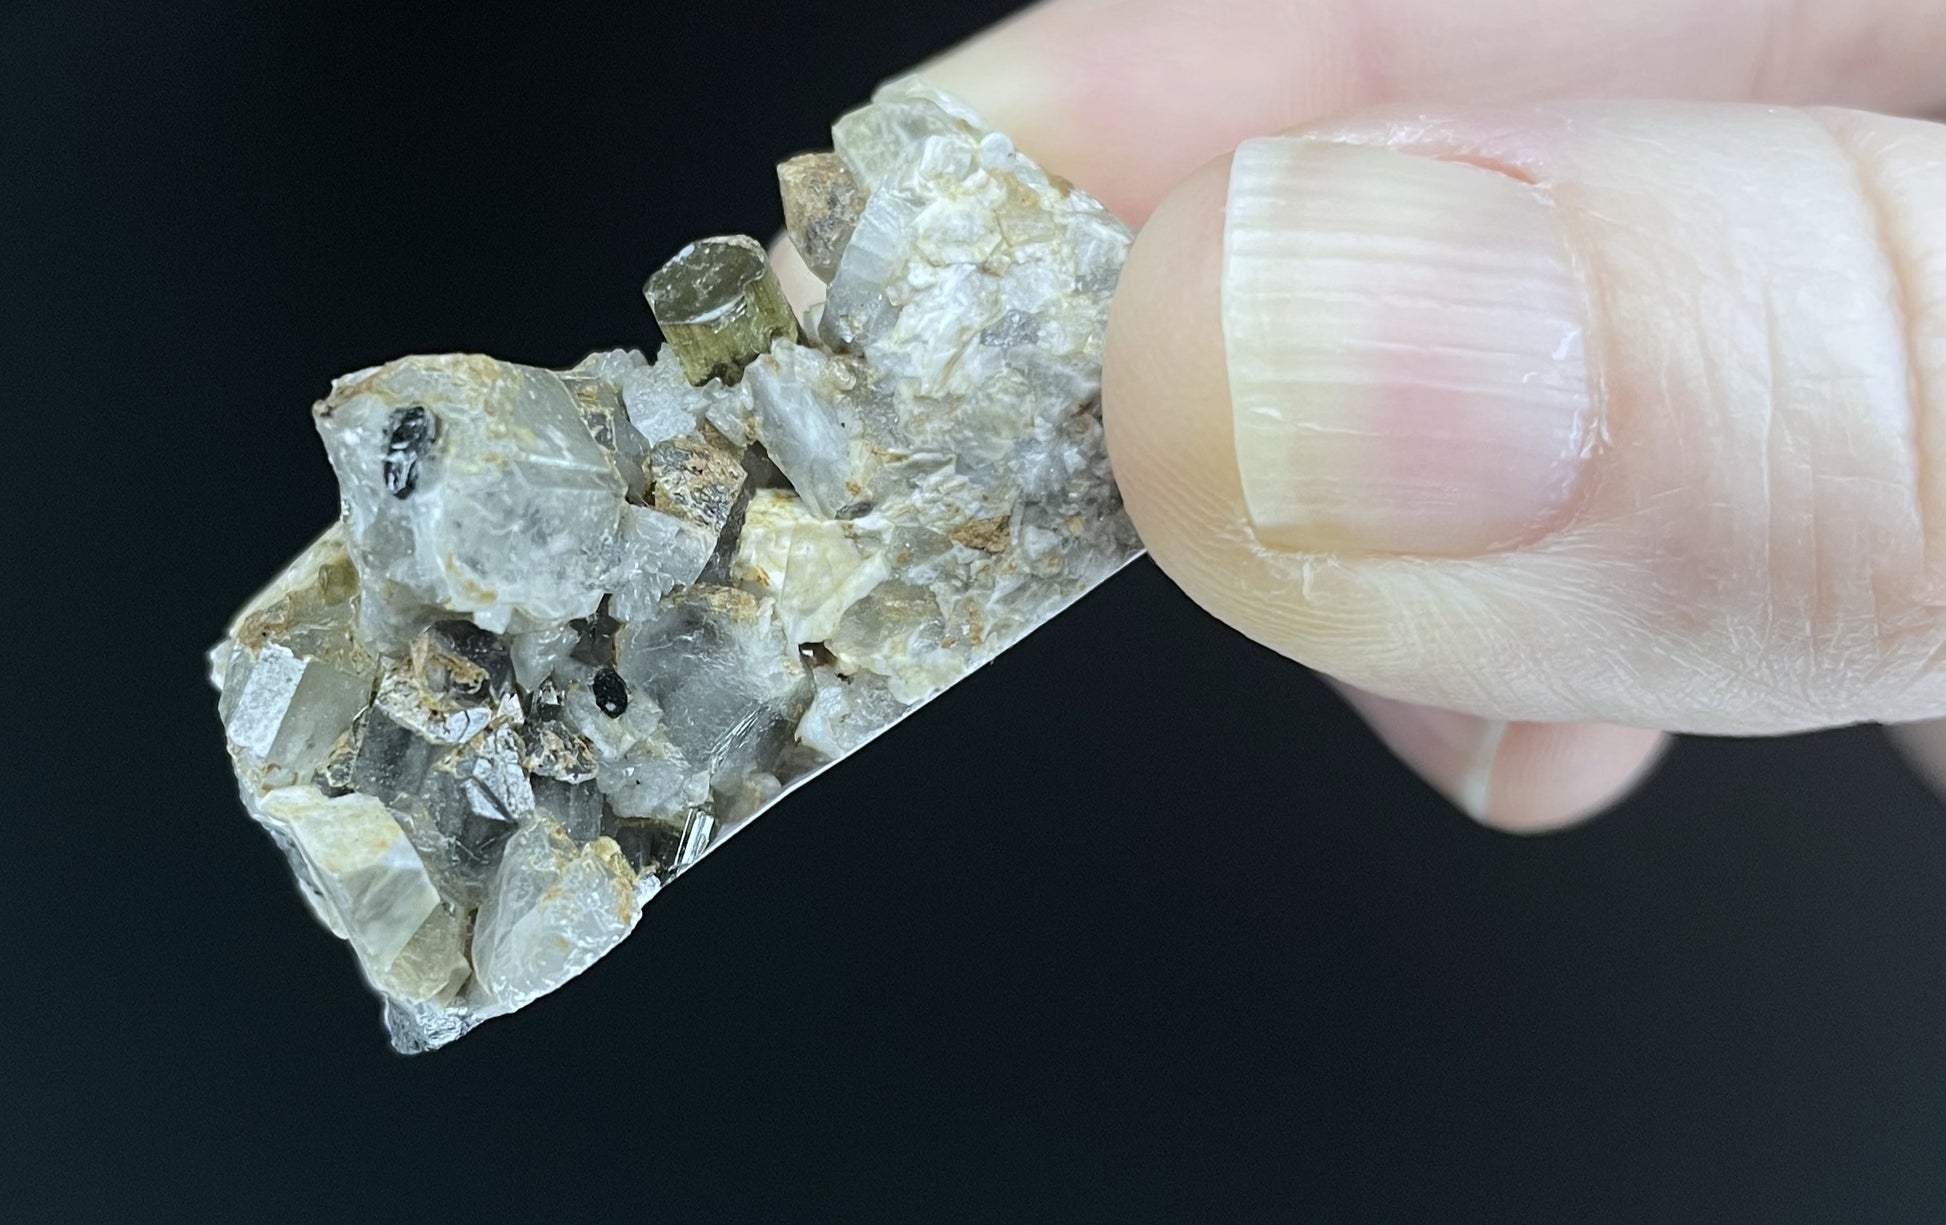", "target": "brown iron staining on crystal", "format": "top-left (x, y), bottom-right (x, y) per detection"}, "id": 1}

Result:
top-left (948, 513), bottom-right (1012, 555)
top-left (777, 152), bottom-right (864, 282)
